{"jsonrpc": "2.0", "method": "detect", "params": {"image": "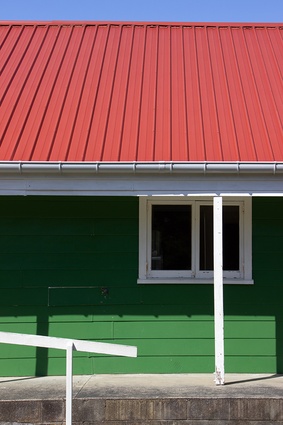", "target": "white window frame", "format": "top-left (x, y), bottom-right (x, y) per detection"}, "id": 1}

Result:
top-left (138, 196), bottom-right (253, 285)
